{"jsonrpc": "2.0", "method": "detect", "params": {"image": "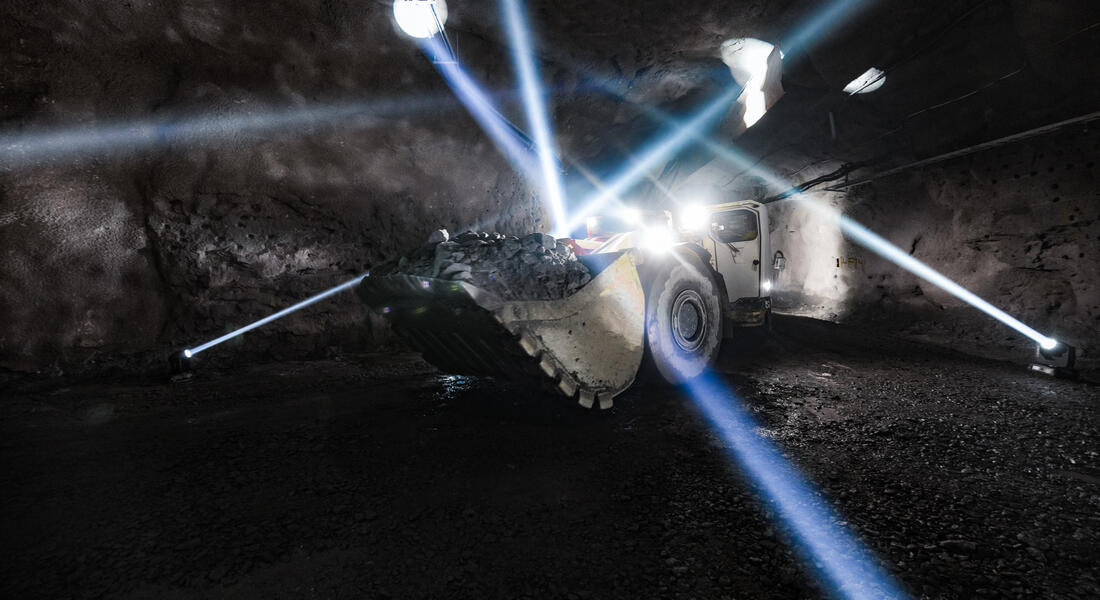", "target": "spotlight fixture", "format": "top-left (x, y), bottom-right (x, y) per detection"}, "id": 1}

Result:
top-left (843, 67), bottom-right (886, 94)
top-left (393, 0), bottom-right (448, 39)
top-left (1029, 339), bottom-right (1078, 379)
